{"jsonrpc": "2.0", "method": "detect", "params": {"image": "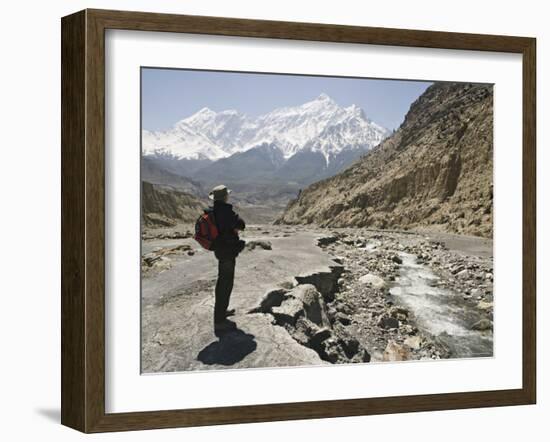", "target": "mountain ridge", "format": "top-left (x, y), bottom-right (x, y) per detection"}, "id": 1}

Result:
top-left (142, 94), bottom-right (389, 164)
top-left (277, 83), bottom-right (494, 238)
